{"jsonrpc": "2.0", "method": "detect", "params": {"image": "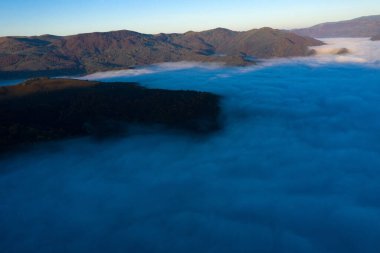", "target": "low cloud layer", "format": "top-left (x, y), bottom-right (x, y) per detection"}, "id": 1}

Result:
top-left (259, 38), bottom-right (380, 69)
top-left (310, 38), bottom-right (380, 64)
top-left (1, 38), bottom-right (380, 253)
top-left (81, 38), bottom-right (380, 82)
